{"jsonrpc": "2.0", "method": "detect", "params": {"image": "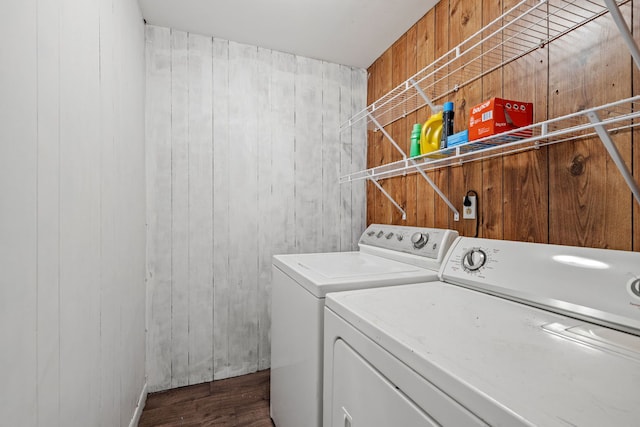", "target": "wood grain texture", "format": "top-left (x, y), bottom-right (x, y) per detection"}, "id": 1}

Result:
top-left (415, 9), bottom-right (437, 227)
top-left (322, 61), bottom-right (342, 252)
top-left (548, 6), bottom-right (632, 249)
top-left (448, 0), bottom-right (483, 236)
top-left (170, 30), bottom-right (191, 388)
top-left (350, 69), bottom-right (368, 246)
top-left (228, 41), bottom-right (260, 376)
top-left (433, 0), bottom-right (452, 230)
top-left (501, 0), bottom-right (548, 244)
top-left (366, 61), bottom-right (377, 226)
top-left (480, 0), bottom-right (505, 240)
top-left (257, 47), bottom-right (273, 371)
top-left (404, 24), bottom-right (419, 226)
top-left (139, 370), bottom-right (272, 427)
top-left (375, 49), bottom-right (394, 223)
top-left (268, 50), bottom-right (296, 258)
top-left (365, 0), bottom-right (639, 252)
top-left (634, 0), bottom-right (640, 253)
top-left (146, 32), bottom-right (367, 390)
top-left (188, 33), bottom-right (214, 384)
top-left (294, 55), bottom-right (324, 253)
top-left (340, 66), bottom-right (354, 246)
top-left (212, 37), bottom-right (232, 380)
top-left (390, 35), bottom-right (409, 224)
